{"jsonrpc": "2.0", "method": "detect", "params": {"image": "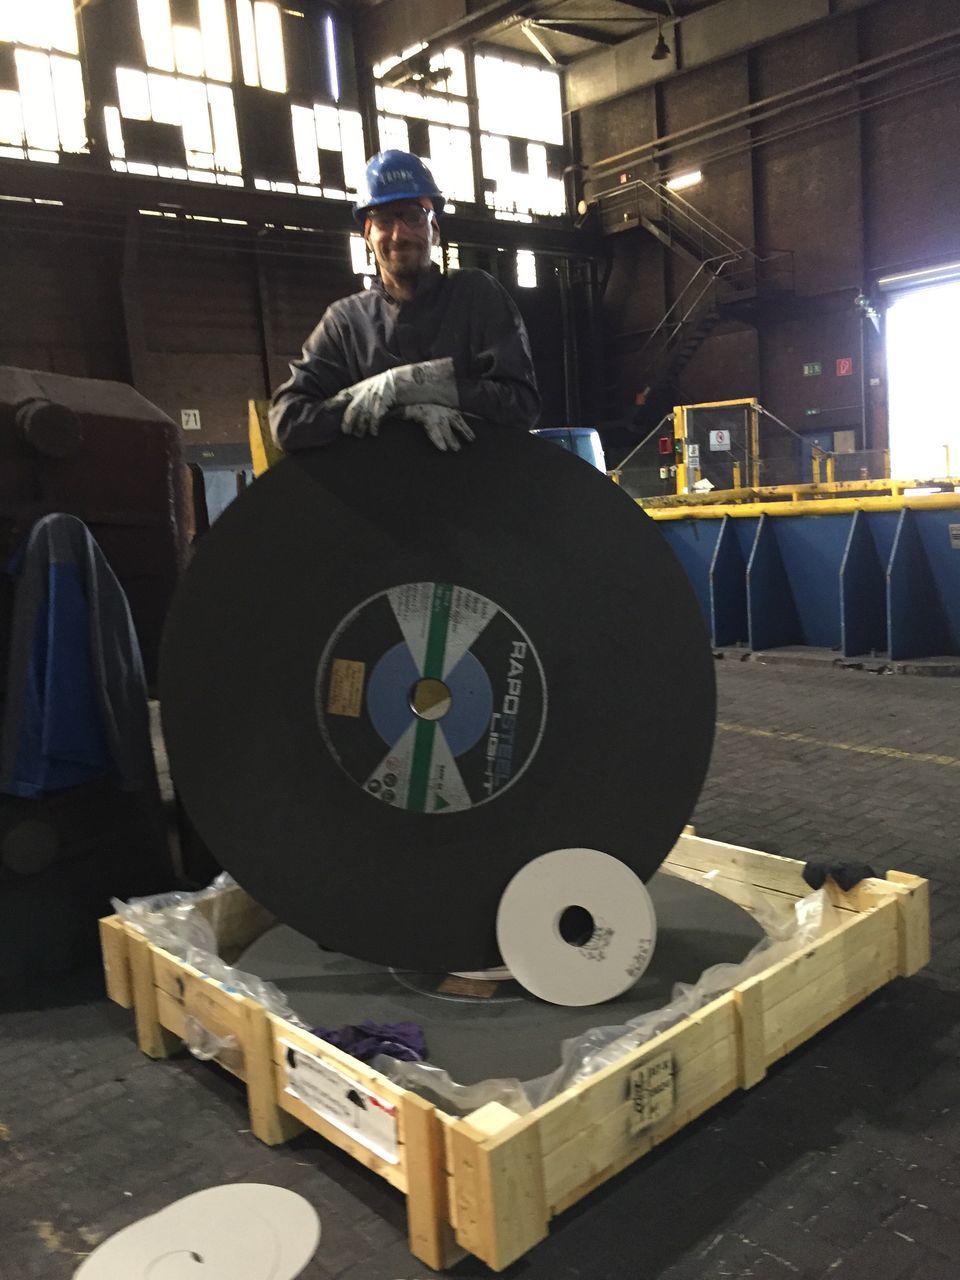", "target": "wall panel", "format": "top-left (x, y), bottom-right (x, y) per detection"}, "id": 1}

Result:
top-left (579, 86), bottom-right (657, 189)
top-left (861, 31), bottom-right (960, 272)
top-left (0, 220), bottom-right (127, 380)
top-left (753, 17), bottom-right (863, 295)
top-left (678, 326), bottom-right (759, 405)
top-left (660, 57), bottom-right (754, 248)
top-left (760, 310), bottom-right (863, 435)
